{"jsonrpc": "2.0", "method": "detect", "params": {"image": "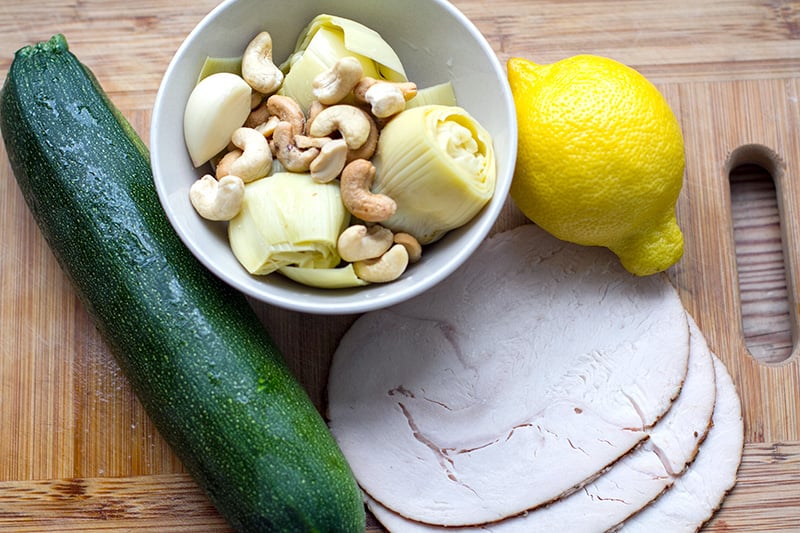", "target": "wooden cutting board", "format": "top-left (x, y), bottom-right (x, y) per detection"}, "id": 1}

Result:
top-left (1, 0), bottom-right (798, 530)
